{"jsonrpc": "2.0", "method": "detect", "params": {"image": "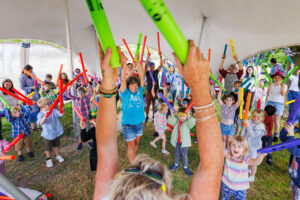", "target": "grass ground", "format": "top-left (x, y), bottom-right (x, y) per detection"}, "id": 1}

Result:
top-left (1, 101), bottom-right (292, 199)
